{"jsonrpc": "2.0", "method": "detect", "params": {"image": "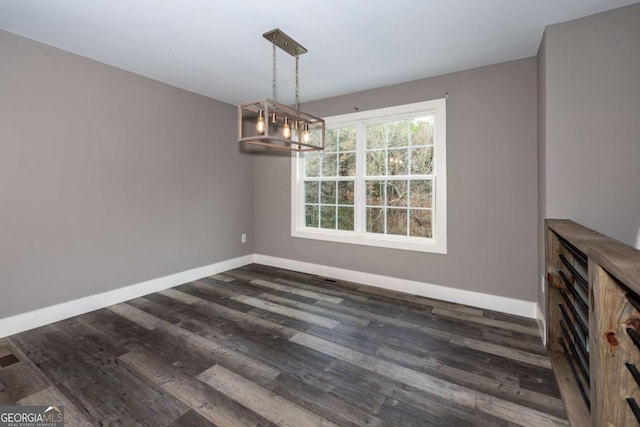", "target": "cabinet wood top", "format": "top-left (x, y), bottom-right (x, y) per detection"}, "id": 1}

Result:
top-left (547, 219), bottom-right (640, 294)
